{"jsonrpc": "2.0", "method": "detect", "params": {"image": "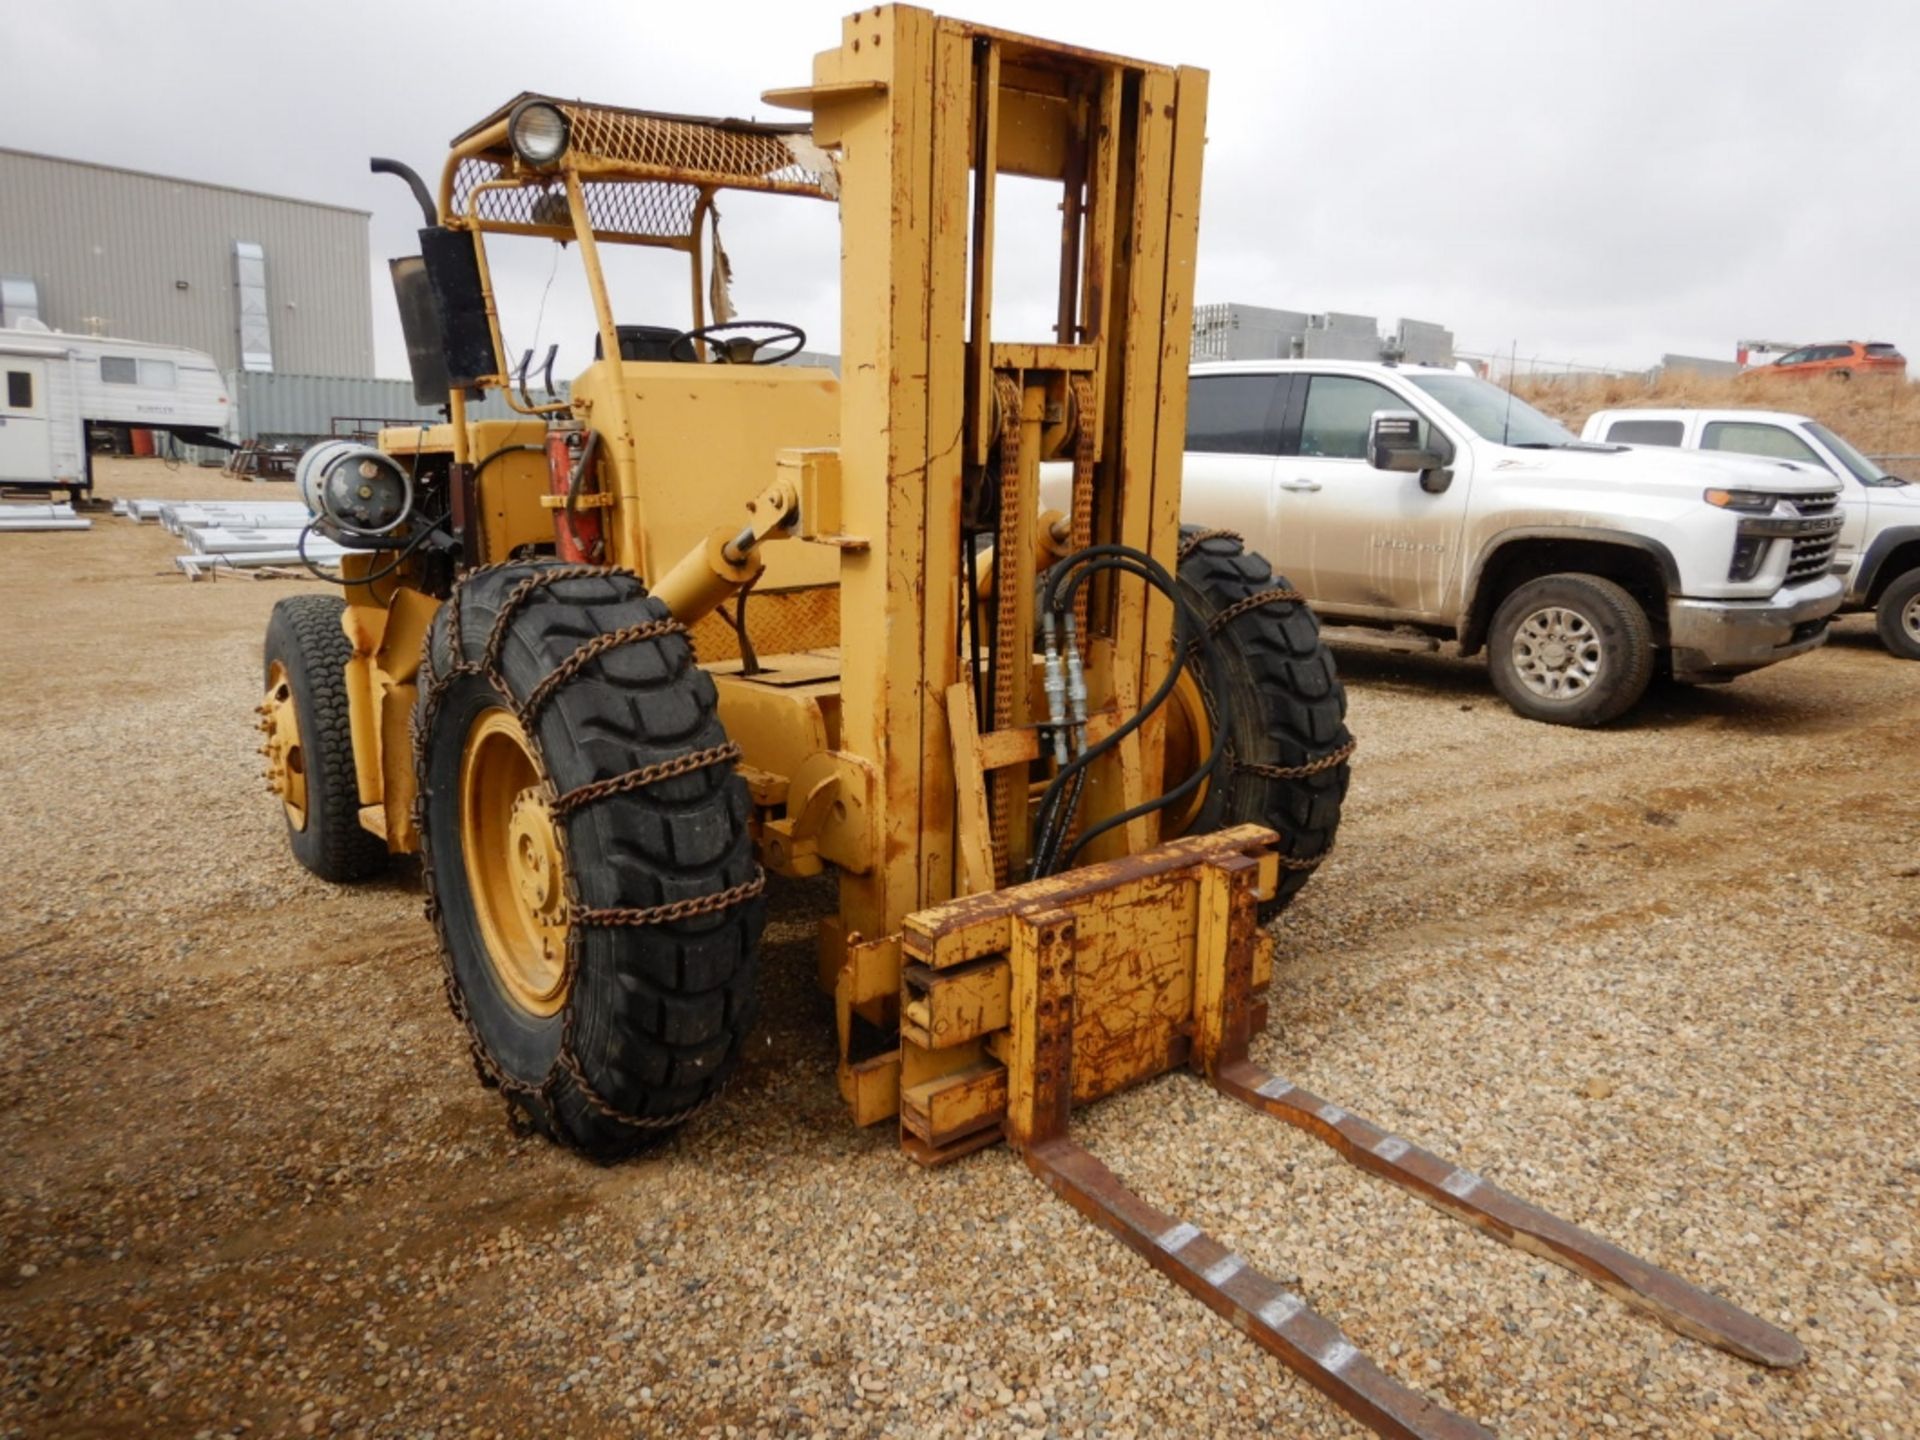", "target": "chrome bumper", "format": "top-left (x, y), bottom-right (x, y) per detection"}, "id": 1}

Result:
top-left (1666, 575), bottom-right (1844, 681)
